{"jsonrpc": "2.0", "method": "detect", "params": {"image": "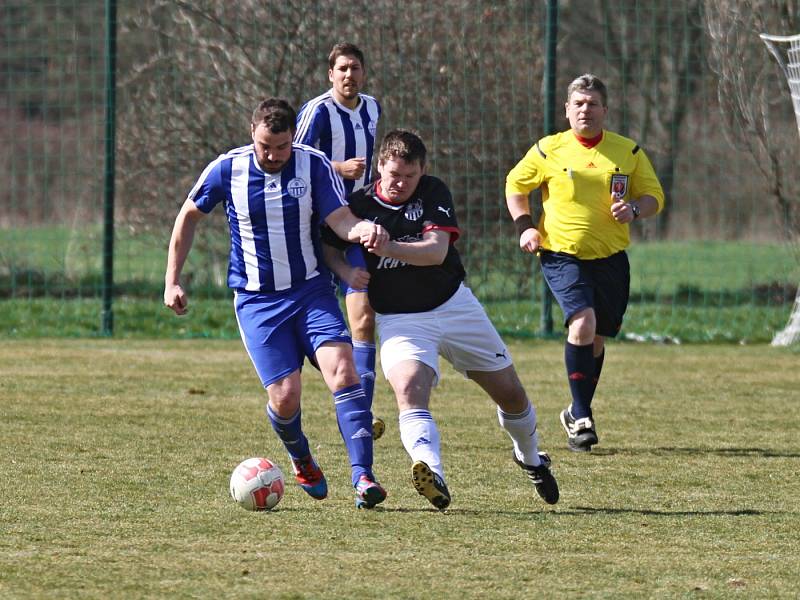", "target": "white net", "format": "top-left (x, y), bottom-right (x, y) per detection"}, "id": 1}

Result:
top-left (761, 32), bottom-right (800, 346)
